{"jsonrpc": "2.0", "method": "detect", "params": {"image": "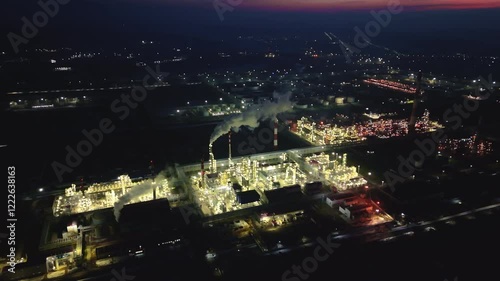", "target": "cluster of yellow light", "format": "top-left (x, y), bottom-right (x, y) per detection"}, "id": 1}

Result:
top-left (259, 210), bottom-right (304, 229)
top-left (53, 175), bottom-right (175, 217)
top-left (194, 185), bottom-right (244, 215)
top-left (192, 155), bottom-right (308, 216)
top-left (257, 162), bottom-right (302, 191)
top-left (305, 152), bottom-right (367, 191)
